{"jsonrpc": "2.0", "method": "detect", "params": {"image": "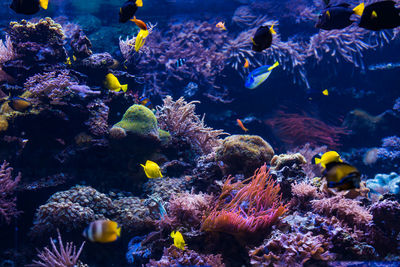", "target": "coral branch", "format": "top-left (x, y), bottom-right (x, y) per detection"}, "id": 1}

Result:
top-left (0, 161), bottom-right (21, 224)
